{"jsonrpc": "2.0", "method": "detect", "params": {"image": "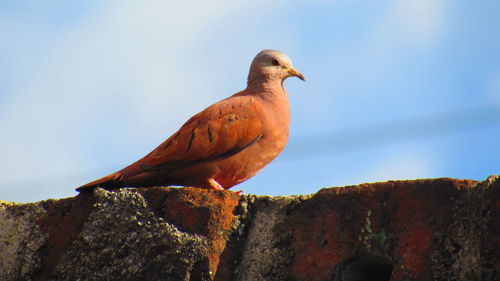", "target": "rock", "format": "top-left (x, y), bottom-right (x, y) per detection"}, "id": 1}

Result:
top-left (0, 200), bottom-right (48, 281)
top-left (0, 176), bottom-right (498, 281)
top-left (284, 177), bottom-right (497, 281)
